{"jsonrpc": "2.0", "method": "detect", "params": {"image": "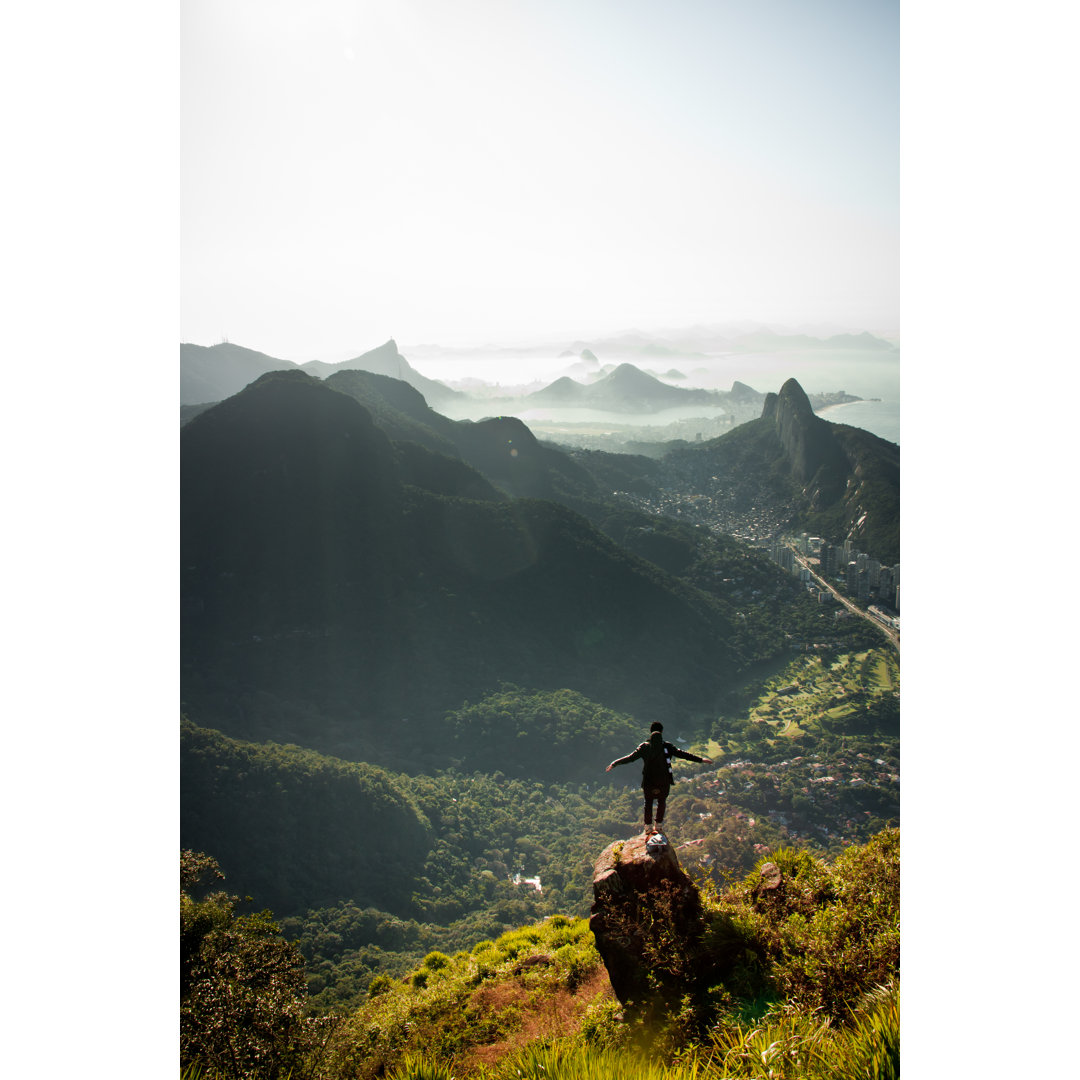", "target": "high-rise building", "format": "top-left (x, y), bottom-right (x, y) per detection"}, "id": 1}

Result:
top-left (846, 561), bottom-right (859, 592)
top-left (820, 543), bottom-right (837, 577)
top-left (878, 567), bottom-right (894, 602)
